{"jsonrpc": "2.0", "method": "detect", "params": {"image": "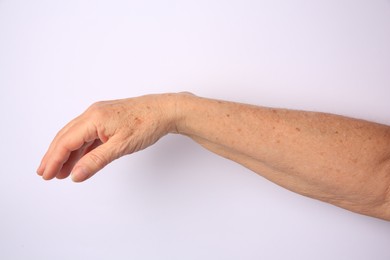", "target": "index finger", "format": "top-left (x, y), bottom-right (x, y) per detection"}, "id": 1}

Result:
top-left (38, 120), bottom-right (98, 180)
top-left (37, 118), bottom-right (79, 175)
